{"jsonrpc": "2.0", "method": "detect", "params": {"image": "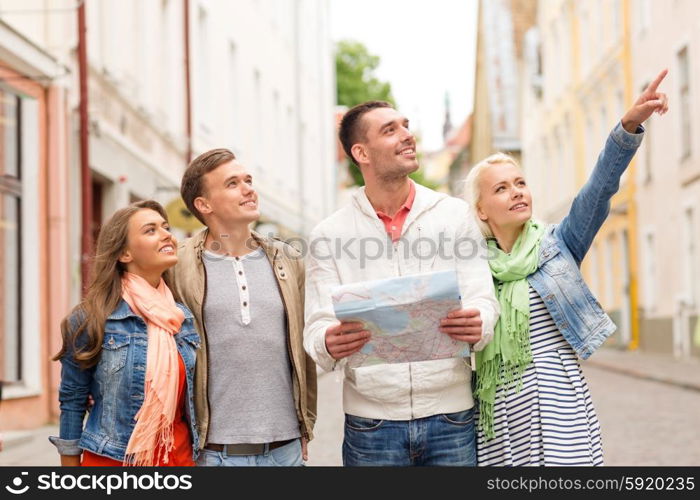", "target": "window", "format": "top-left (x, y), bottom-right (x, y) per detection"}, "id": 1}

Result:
top-left (197, 7), bottom-right (211, 132)
top-left (599, 104), bottom-right (608, 146)
top-left (588, 244), bottom-right (600, 298)
top-left (579, 8), bottom-right (590, 74)
top-left (541, 138), bottom-right (550, 199)
top-left (604, 234), bottom-right (616, 307)
top-left (160, 0), bottom-right (176, 127)
top-left (638, 0), bottom-right (651, 35)
top-left (0, 90), bottom-right (21, 383)
top-left (558, 7), bottom-right (570, 89)
top-left (640, 82), bottom-right (652, 183)
top-left (554, 127), bottom-right (564, 202)
top-left (228, 43), bottom-right (239, 144)
top-left (273, 90), bottom-right (280, 169)
top-left (642, 231), bottom-right (656, 309)
top-left (684, 207), bottom-right (696, 306)
top-left (616, 91), bottom-right (625, 123)
top-left (611, 0), bottom-right (621, 43)
top-left (253, 69), bottom-right (263, 173)
top-left (586, 115), bottom-right (595, 176)
top-left (594, 0), bottom-right (604, 60)
top-left (551, 20), bottom-right (561, 95)
top-left (678, 47), bottom-right (692, 159)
